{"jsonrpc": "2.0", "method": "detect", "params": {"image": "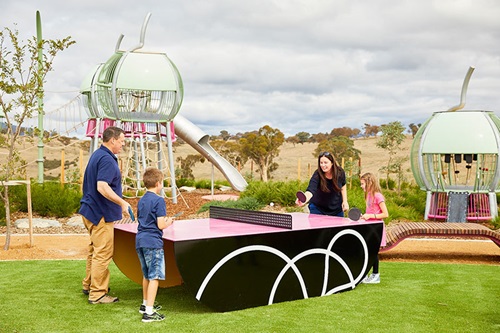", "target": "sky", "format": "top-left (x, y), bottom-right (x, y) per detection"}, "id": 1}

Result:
top-left (2, 0), bottom-right (500, 138)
